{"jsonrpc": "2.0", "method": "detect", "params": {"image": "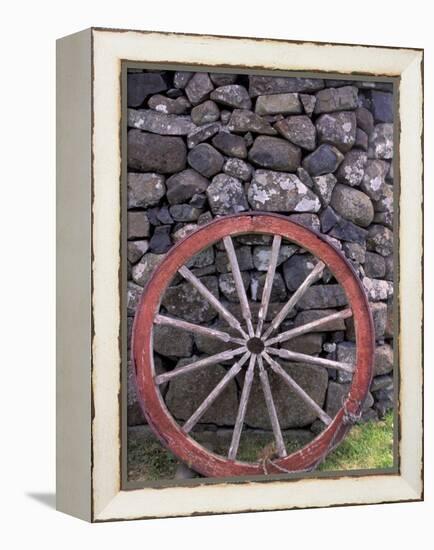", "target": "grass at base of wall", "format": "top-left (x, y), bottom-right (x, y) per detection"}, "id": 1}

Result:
top-left (127, 411), bottom-right (394, 482)
top-left (318, 411), bottom-right (394, 471)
